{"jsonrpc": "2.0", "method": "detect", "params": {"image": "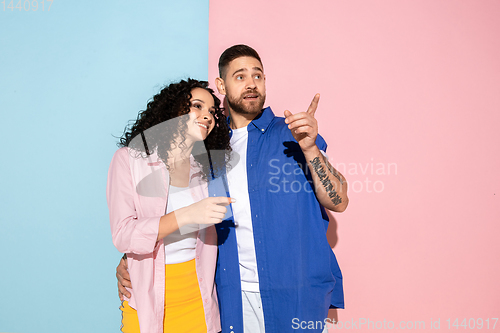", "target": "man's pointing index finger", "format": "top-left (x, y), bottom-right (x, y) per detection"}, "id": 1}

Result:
top-left (307, 93), bottom-right (320, 116)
